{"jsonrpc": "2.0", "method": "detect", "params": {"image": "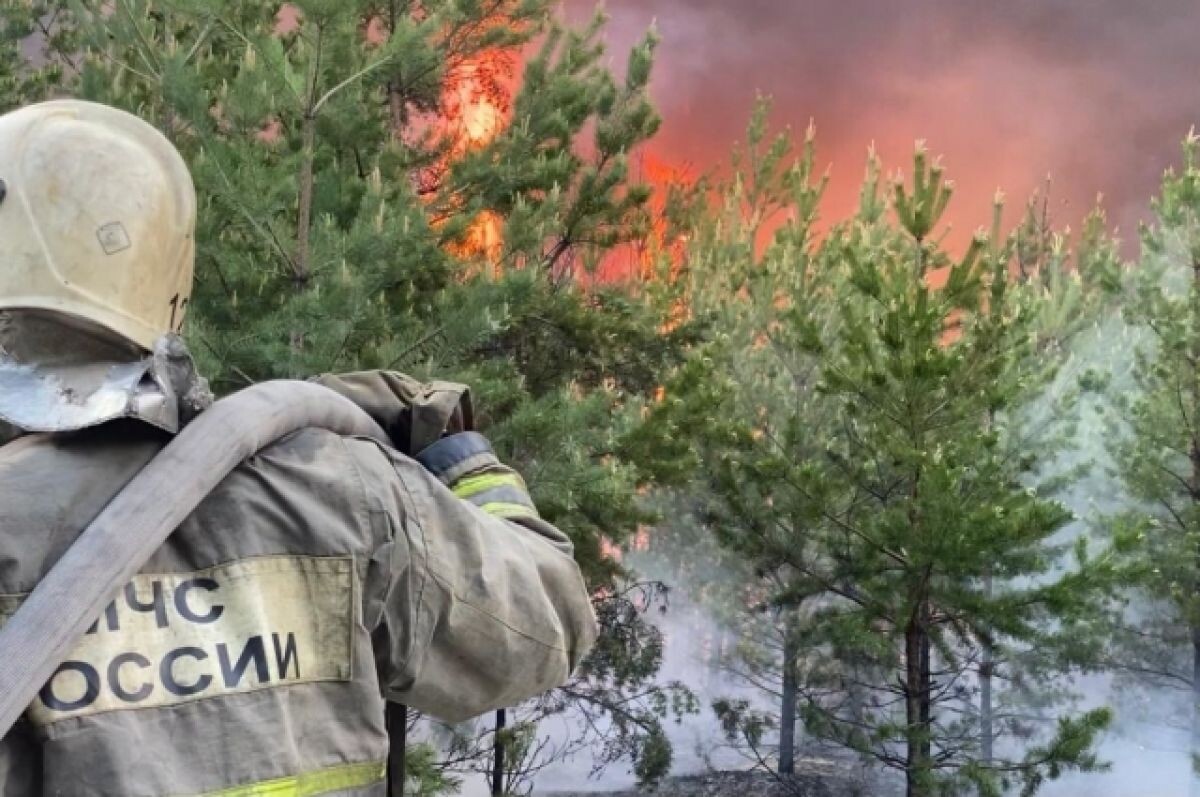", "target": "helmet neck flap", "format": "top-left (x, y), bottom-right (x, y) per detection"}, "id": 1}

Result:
top-left (0, 310), bottom-right (212, 435)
